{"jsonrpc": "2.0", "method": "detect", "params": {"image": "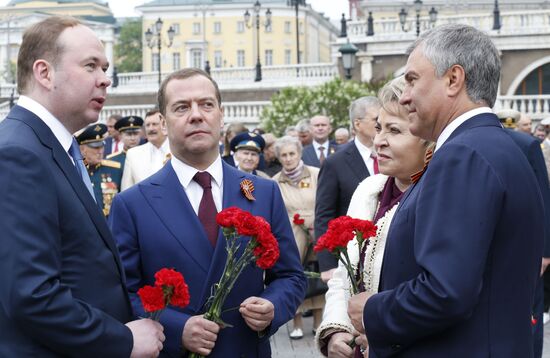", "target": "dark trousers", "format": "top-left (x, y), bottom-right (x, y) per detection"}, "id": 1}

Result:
top-left (534, 276), bottom-right (544, 358)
